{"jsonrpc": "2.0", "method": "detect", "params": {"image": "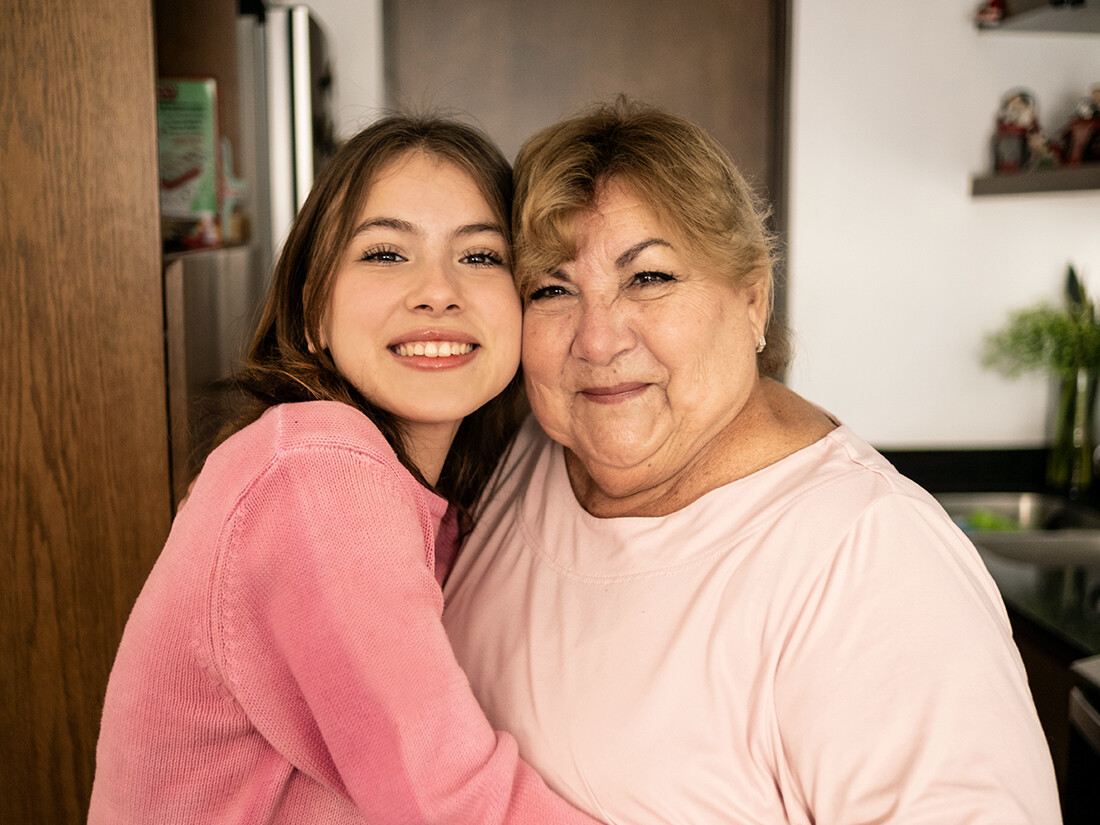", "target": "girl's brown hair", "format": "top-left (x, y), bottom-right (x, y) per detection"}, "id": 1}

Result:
top-left (227, 114), bottom-right (526, 531)
top-left (513, 97), bottom-right (790, 377)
